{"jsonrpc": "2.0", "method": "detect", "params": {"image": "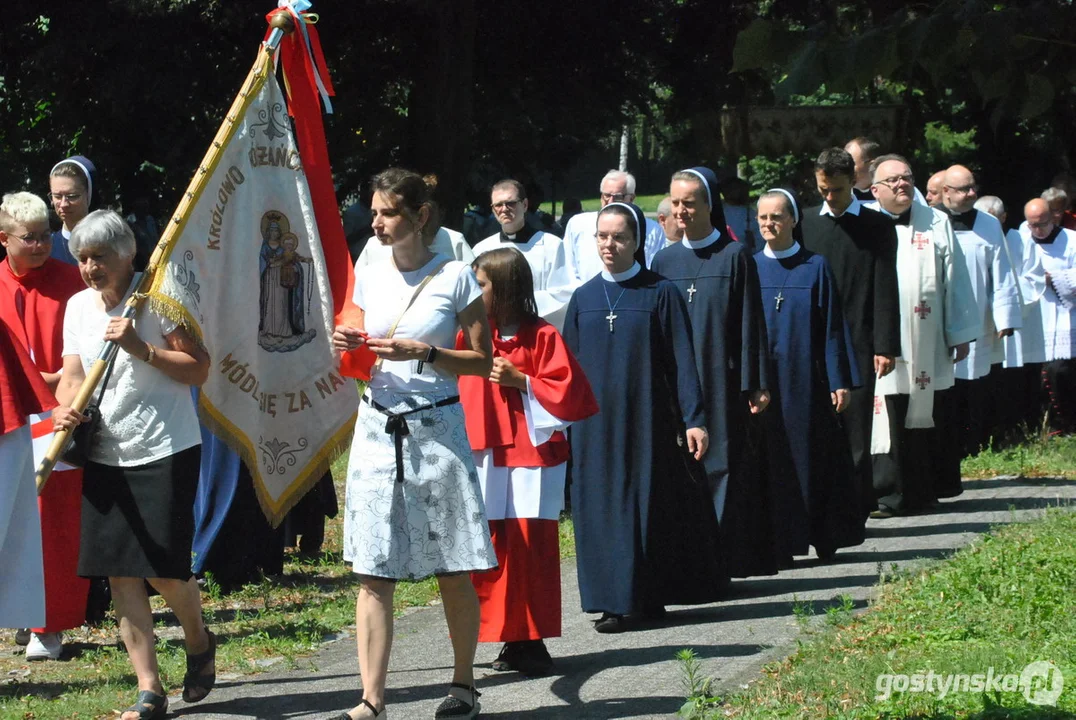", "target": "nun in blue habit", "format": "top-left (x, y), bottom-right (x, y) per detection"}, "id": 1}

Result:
top-left (753, 189), bottom-right (864, 562)
top-left (650, 167), bottom-right (780, 578)
top-left (564, 202), bottom-right (724, 633)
